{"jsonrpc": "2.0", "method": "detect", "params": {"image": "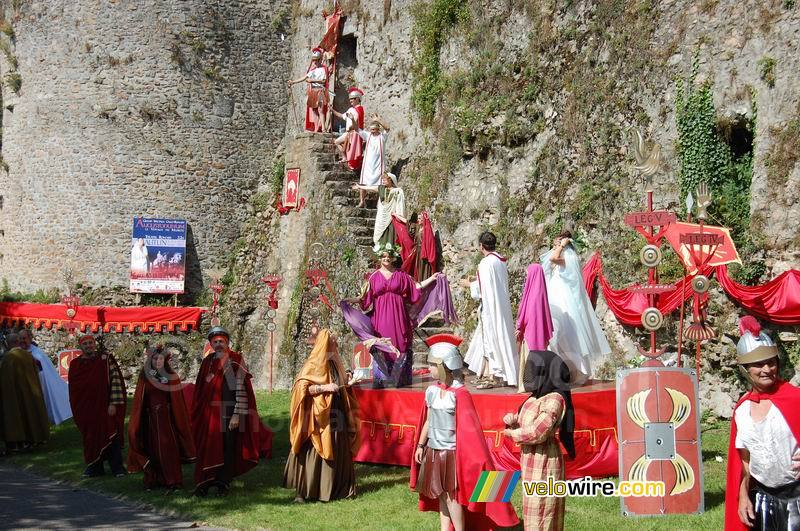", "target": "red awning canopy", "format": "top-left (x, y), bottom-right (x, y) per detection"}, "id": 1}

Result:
top-left (0, 302), bottom-right (205, 333)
